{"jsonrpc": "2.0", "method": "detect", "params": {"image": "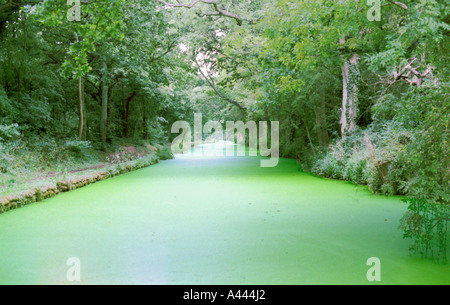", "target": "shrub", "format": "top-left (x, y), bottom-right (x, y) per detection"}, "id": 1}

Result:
top-left (0, 124), bottom-right (23, 173)
top-left (0, 124), bottom-right (21, 143)
top-left (64, 139), bottom-right (93, 160)
top-left (157, 145), bottom-right (174, 160)
top-left (0, 86), bottom-right (13, 122)
top-left (147, 118), bottom-right (168, 145)
top-left (311, 124), bottom-right (412, 194)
